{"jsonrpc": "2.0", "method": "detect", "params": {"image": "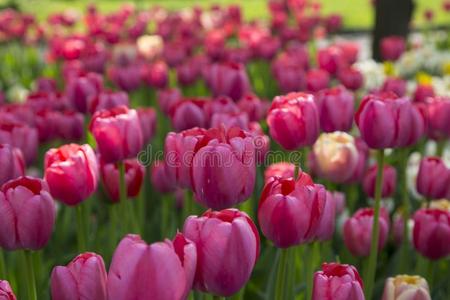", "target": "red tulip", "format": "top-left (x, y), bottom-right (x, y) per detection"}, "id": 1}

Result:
top-left (51, 252), bottom-right (107, 300)
top-left (205, 62), bottom-right (251, 101)
top-left (313, 263), bottom-right (364, 300)
top-left (343, 207), bottom-right (390, 257)
top-left (355, 92), bottom-right (424, 149)
top-left (267, 92), bottom-right (320, 150)
top-left (306, 68), bottom-right (330, 93)
top-left (363, 164), bottom-right (397, 198)
top-left (416, 156), bottom-right (450, 199)
top-left (150, 160), bottom-right (176, 194)
top-left (338, 67), bottom-right (363, 91)
top-left (315, 86), bottom-right (354, 132)
top-left (264, 162), bottom-right (295, 184)
top-left (258, 171), bottom-right (326, 248)
top-left (0, 144), bottom-right (25, 186)
top-left (0, 176), bottom-right (56, 250)
top-left (137, 107), bottom-right (157, 144)
top-left (317, 46), bottom-right (345, 75)
top-left (0, 280), bottom-right (16, 300)
top-left (100, 158), bottom-right (145, 203)
top-left (413, 84), bottom-right (435, 103)
top-left (380, 36), bottom-right (406, 61)
top-left (107, 233), bottom-right (197, 300)
top-left (0, 119), bottom-right (38, 165)
top-left (89, 106), bottom-right (143, 164)
top-left (183, 209), bottom-right (259, 297)
top-left (44, 144), bottom-right (98, 206)
top-left (382, 77), bottom-right (407, 97)
top-left (413, 208), bottom-right (450, 260)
